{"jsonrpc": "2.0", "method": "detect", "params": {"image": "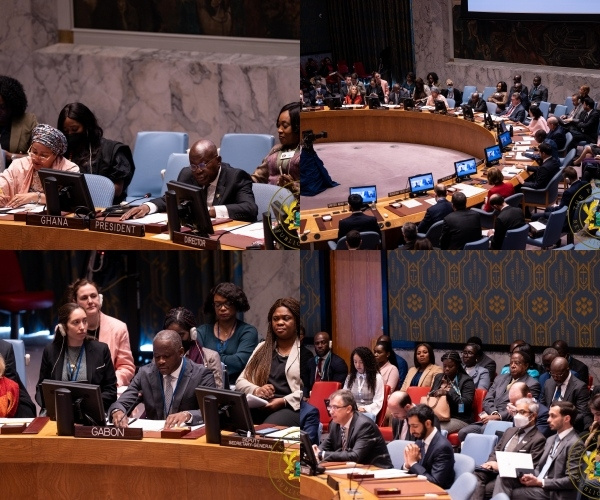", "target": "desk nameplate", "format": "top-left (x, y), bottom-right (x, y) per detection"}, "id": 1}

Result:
top-left (171, 231), bottom-right (221, 250)
top-left (74, 425), bottom-right (143, 440)
top-left (26, 214), bottom-right (88, 230)
top-left (89, 219), bottom-right (145, 237)
top-left (221, 434), bottom-right (284, 451)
